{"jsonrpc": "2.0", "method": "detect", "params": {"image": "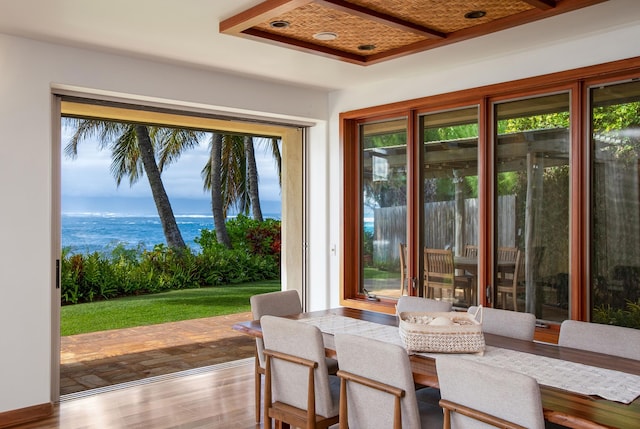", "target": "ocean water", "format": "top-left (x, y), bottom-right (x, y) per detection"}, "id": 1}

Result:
top-left (61, 213), bottom-right (279, 255)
